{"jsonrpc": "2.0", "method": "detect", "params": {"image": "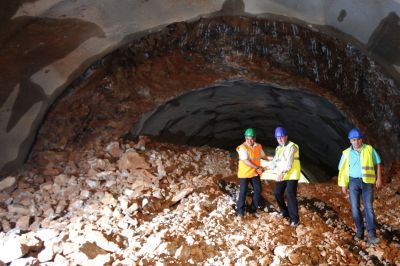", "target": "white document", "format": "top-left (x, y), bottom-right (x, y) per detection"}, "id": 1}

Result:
top-left (260, 169), bottom-right (280, 181)
top-left (259, 159), bottom-right (279, 181)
